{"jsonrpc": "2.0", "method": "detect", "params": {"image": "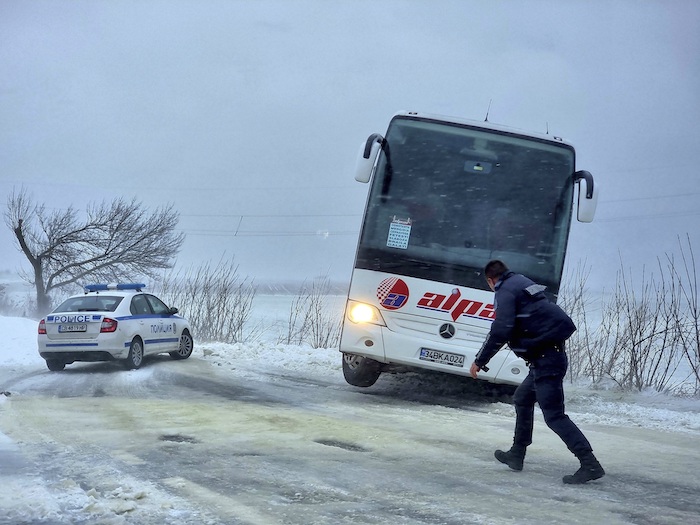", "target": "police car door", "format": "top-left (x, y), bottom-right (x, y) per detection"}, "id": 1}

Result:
top-left (130, 294), bottom-right (163, 355)
top-left (144, 294), bottom-right (180, 353)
